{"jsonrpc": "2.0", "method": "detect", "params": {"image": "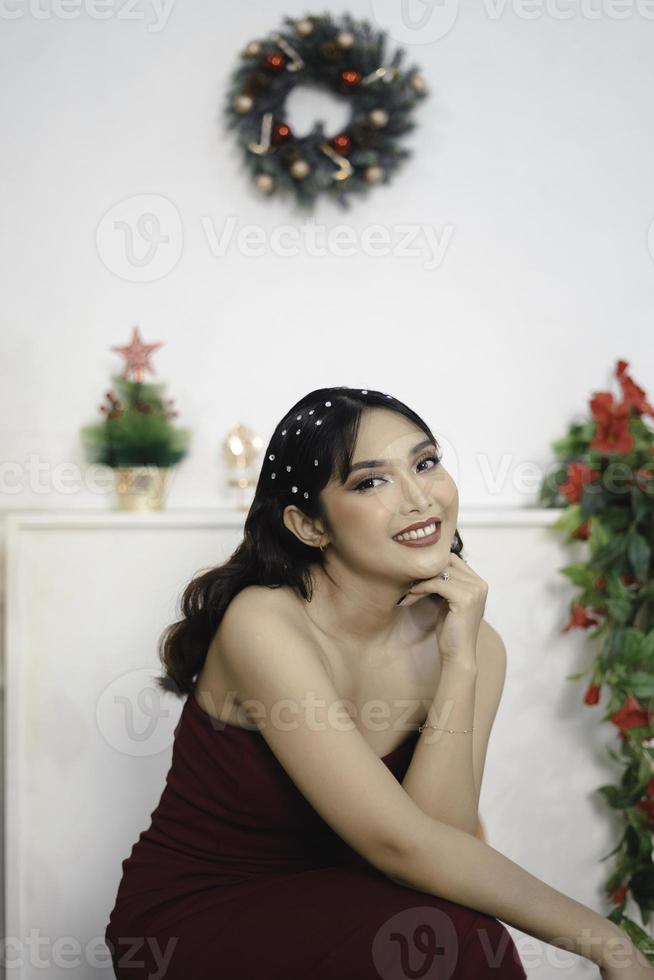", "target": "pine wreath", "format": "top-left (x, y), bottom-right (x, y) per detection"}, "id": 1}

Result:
top-left (224, 11), bottom-right (429, 210)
